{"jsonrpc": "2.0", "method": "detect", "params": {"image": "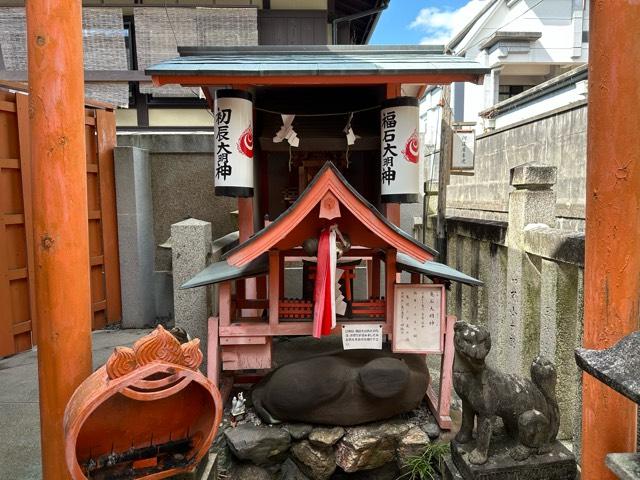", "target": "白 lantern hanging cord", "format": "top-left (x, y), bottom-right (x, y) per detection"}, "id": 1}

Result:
top-left (255, 104), bottom-right (380, 117)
